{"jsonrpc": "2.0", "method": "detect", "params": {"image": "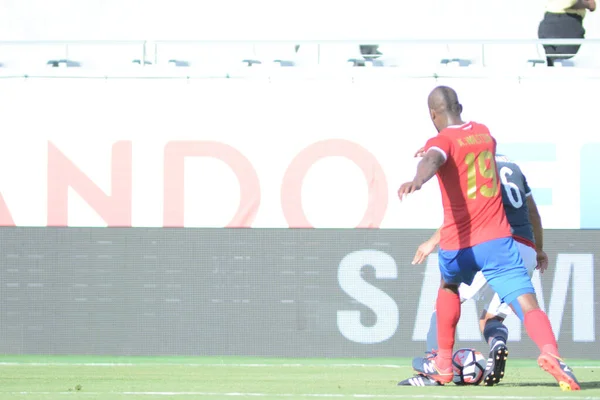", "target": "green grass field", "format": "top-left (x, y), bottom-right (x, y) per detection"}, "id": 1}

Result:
top-left (0, 356), bottom-right (598, 400)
